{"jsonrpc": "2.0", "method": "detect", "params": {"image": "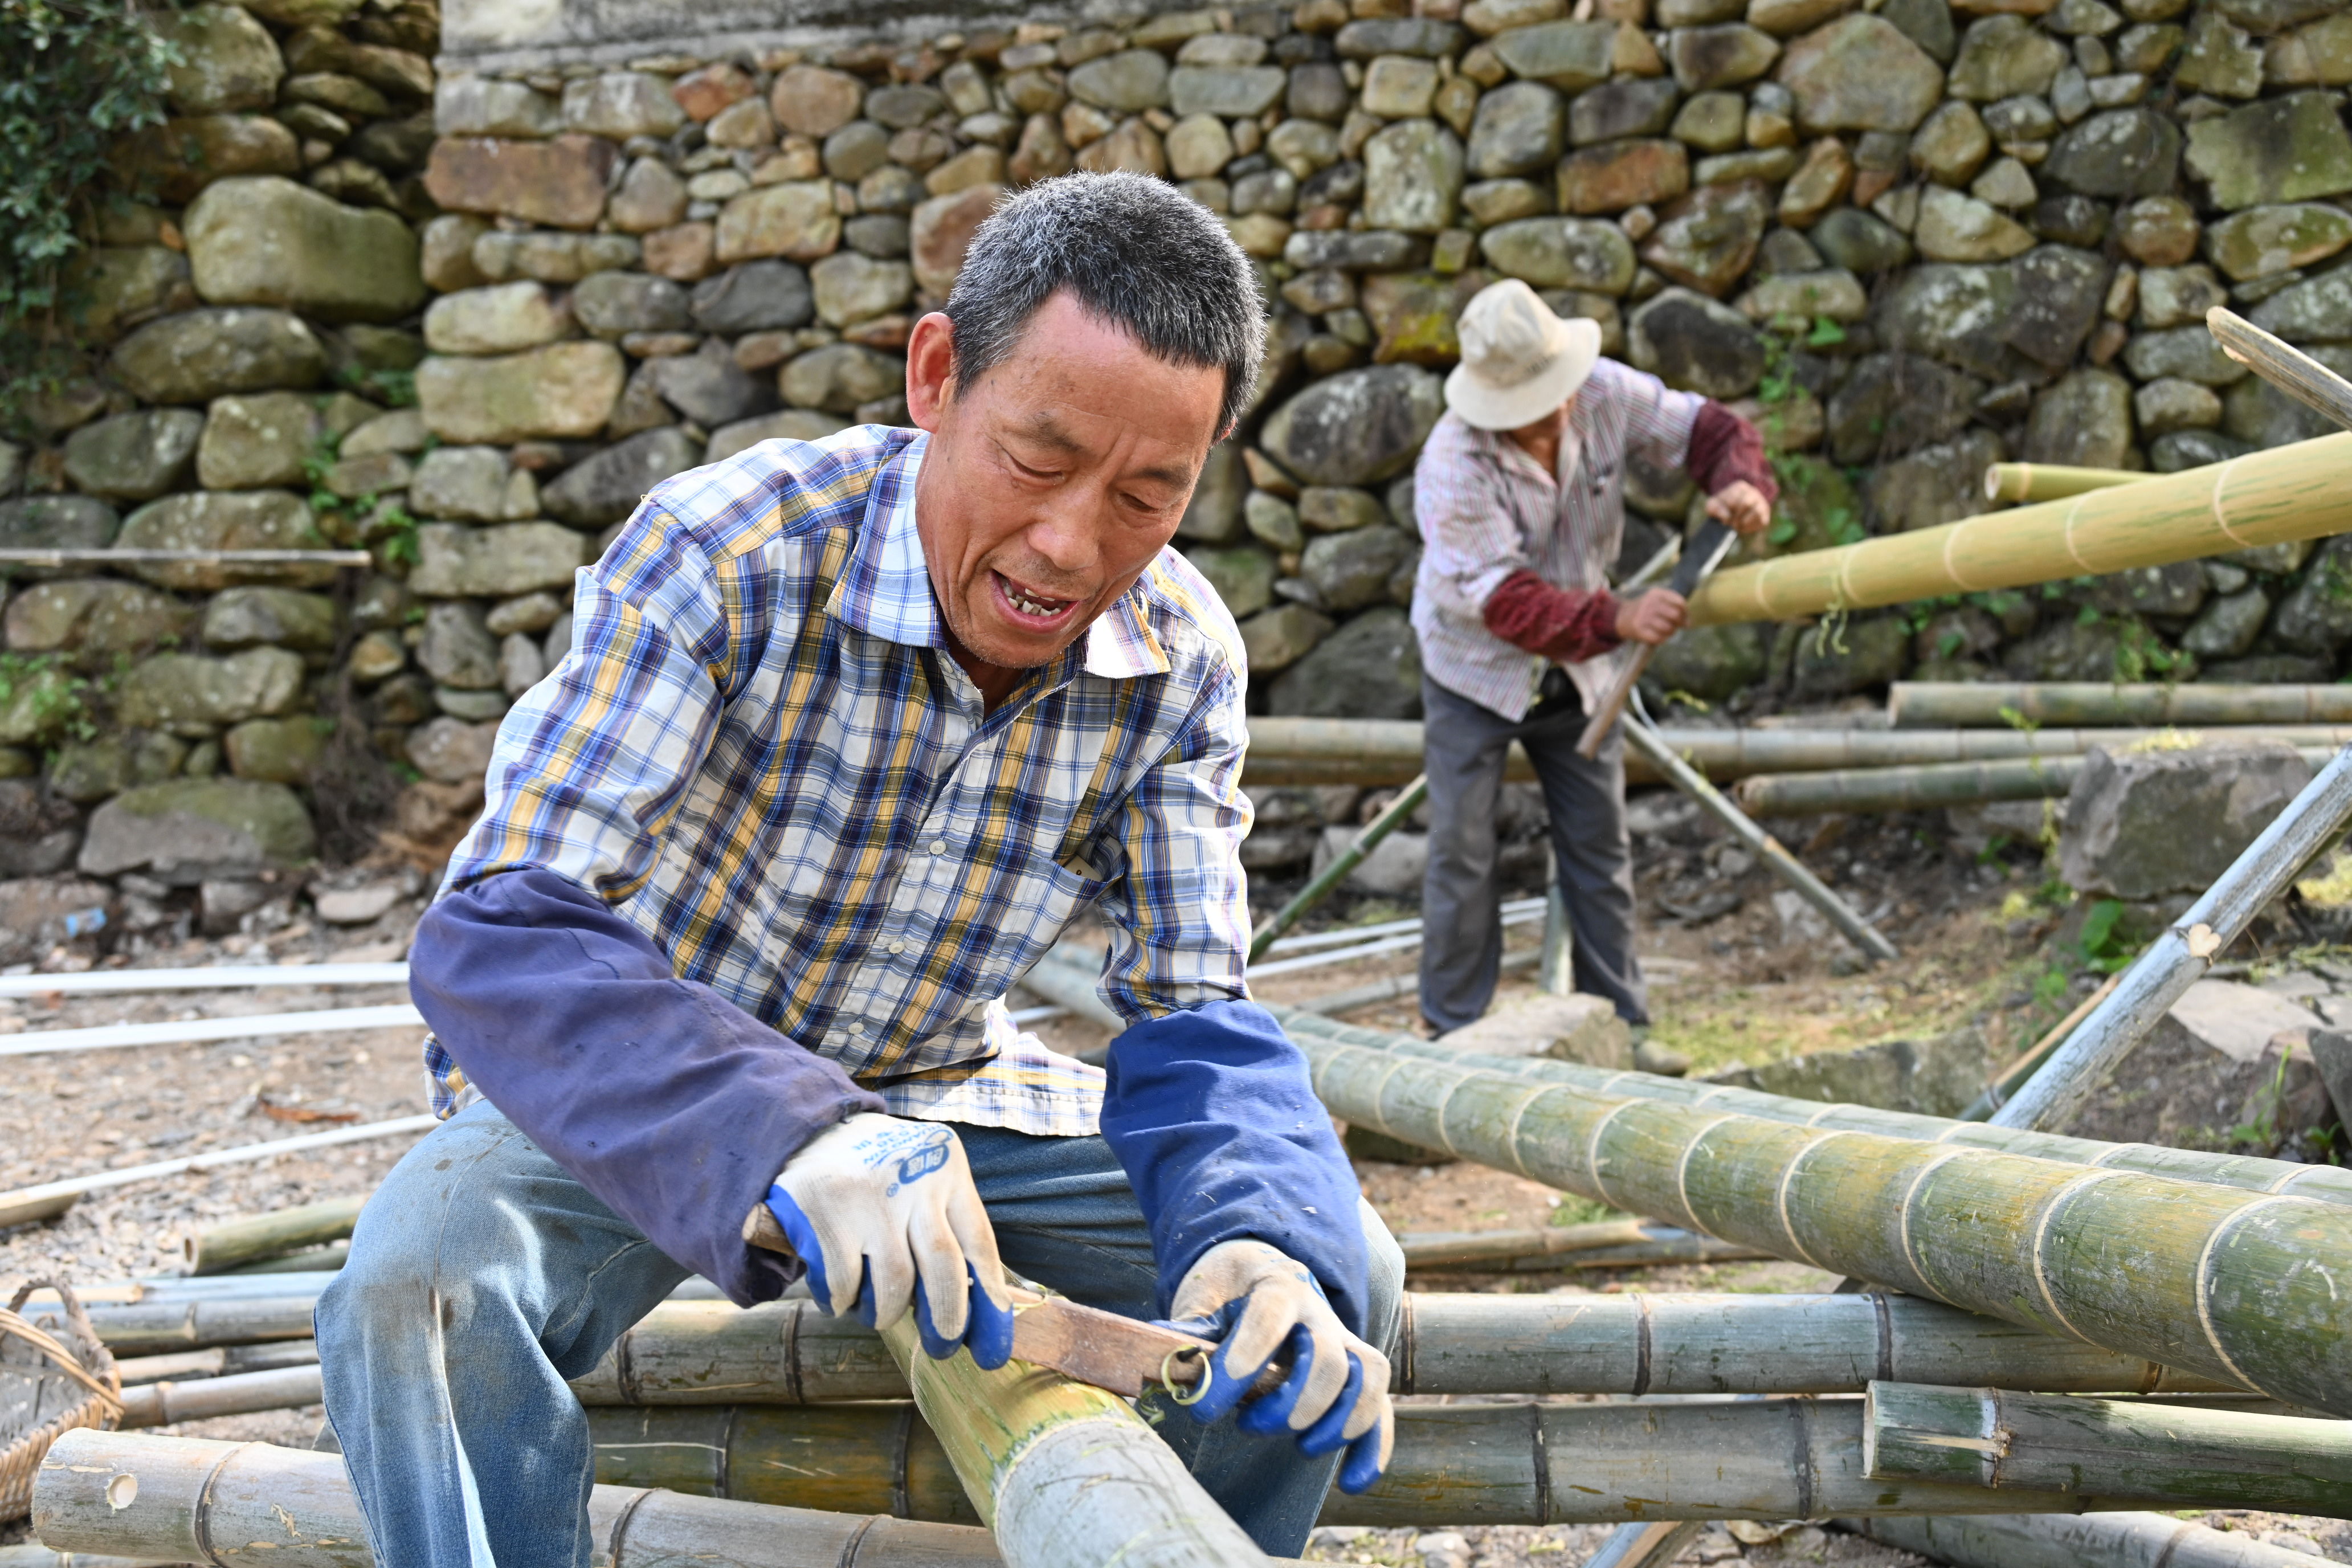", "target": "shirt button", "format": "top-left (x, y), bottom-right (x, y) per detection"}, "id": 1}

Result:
top-left (930, 839), bottom-right (948, 855)
top-left (846, 1021), bottom-right (865, 1036)
top-left (888, 940), bottom-right (906, 954)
